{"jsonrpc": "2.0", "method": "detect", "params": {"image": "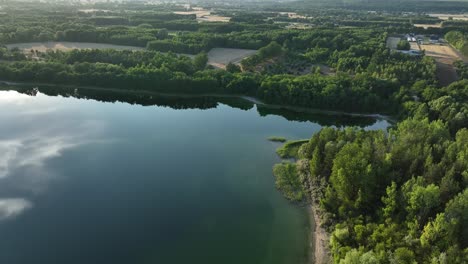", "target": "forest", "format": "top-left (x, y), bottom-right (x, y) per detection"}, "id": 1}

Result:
top-left (0, 1), bottom-right (467, 263)
top-left (274, 78), bottom-right (467, 263)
